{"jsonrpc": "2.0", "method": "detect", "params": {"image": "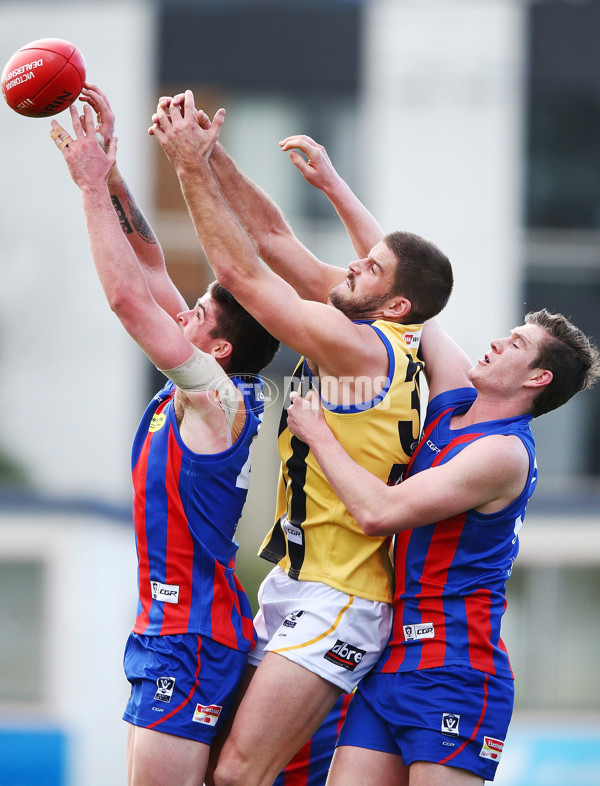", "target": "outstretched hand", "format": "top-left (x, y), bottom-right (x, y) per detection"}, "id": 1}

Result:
top-left (79, 82), bottom-right (115, 150)
top-left (279, 134), bottom-right (340, 193)
top-left (149, 89), bottom-right (225, 172)
top-left (286, 390), bottom-right (329, 445)
top-left (50, 103), bottom-right (117, 189)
